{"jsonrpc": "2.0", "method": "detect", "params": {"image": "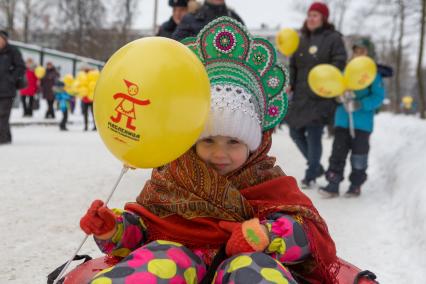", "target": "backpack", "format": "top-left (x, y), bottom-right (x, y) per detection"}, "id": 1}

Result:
top-left (15, 73), bottom-right (28, 90)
